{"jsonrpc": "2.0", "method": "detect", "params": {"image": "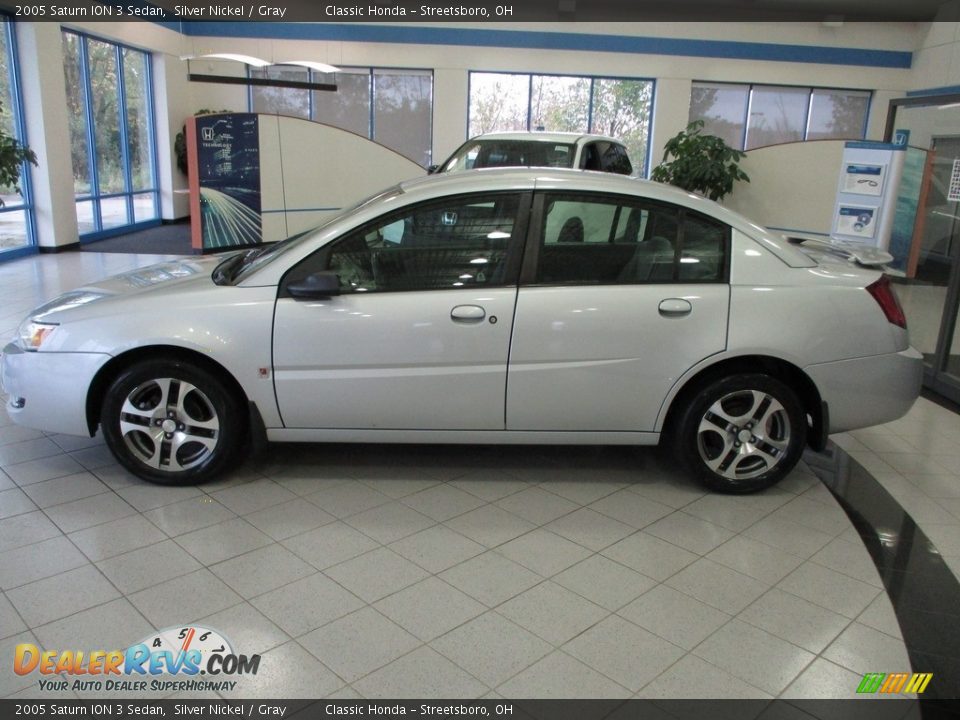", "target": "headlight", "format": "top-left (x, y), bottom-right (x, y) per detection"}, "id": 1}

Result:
top-left (17, 319), bottom-right (58, 351)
